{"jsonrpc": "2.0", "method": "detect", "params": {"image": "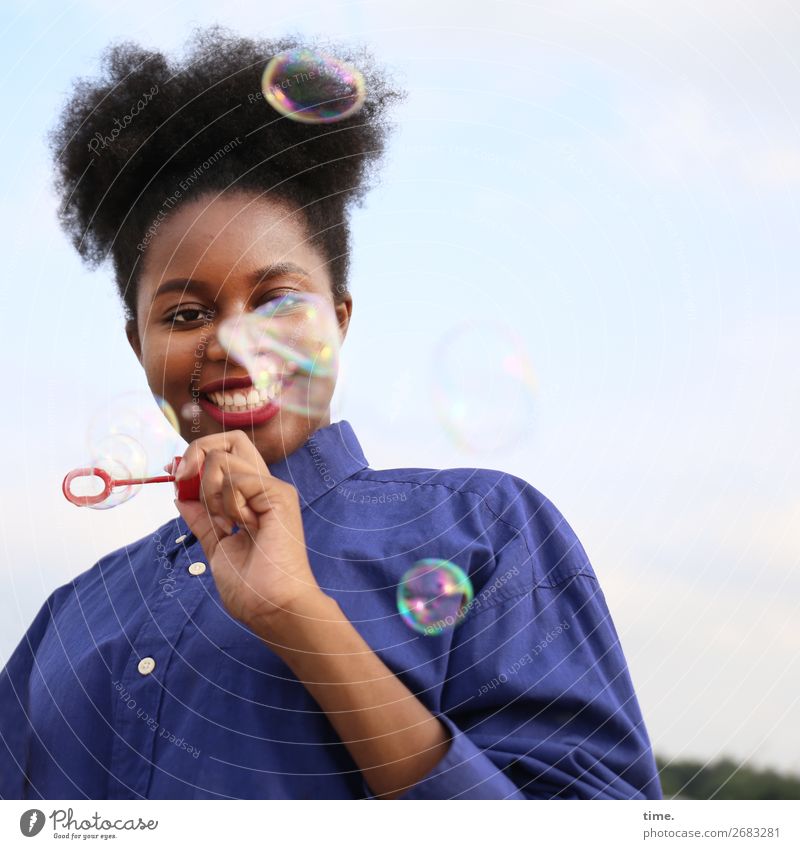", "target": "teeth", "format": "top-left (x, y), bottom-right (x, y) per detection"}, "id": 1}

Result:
top-left (204, 383), bottom-right (282, 413)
